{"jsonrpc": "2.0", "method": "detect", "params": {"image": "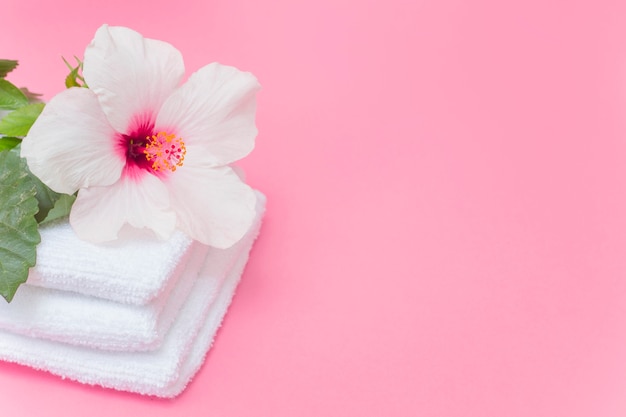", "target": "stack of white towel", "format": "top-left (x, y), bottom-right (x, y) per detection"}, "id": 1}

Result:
top-left (0, 191), bottom-right (266, 397)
